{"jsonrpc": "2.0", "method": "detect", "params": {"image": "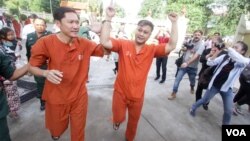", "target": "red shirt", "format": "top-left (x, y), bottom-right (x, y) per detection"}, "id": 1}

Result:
top-left (157, 36), bottom-right (169, 44)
